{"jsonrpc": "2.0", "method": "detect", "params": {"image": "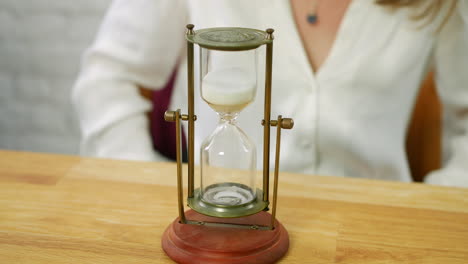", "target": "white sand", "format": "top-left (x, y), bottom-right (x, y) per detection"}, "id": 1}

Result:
top-left (202, 67), bottom-right (256, 108)
top-left (202, 185), bottom-right (255, 206)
